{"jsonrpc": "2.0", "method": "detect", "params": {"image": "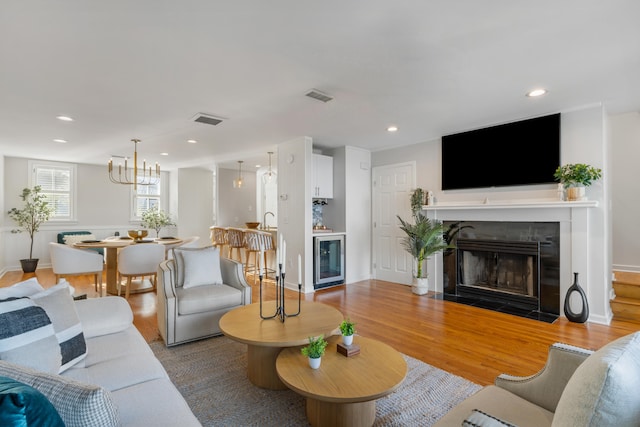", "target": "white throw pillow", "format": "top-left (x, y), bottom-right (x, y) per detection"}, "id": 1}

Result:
top-left (174, 246), bottom-right (223, 289)
top-left (63, 234), bottom-right (96, 245)
top-left (0, 360), bottom-right (119, 427)
top-left (552, 331), bottom-right (640, 426)
top-left (30, 283), bottom-right (87, 373)
top-left (463, 409), bottom-right (517, 427)
top-left (0, 278), bottom-right (45, 299)
top-left (0, 297), bottom-right (62, 374)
